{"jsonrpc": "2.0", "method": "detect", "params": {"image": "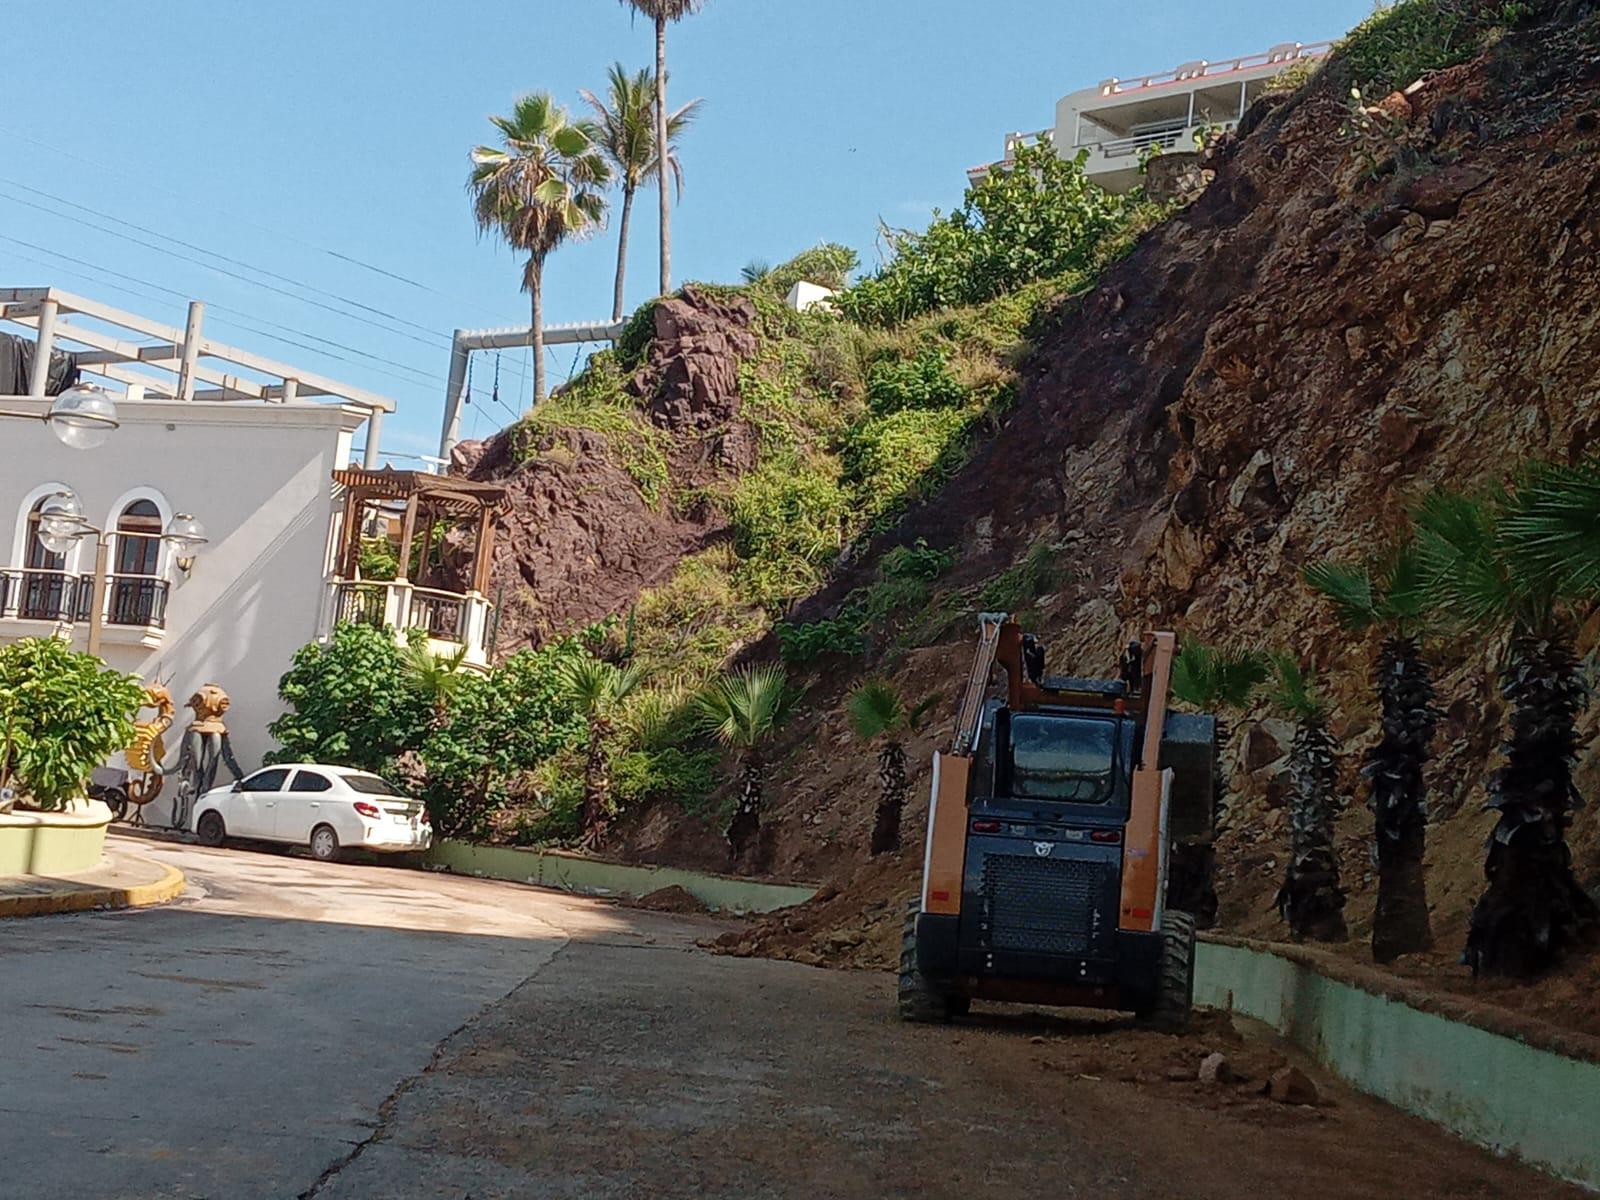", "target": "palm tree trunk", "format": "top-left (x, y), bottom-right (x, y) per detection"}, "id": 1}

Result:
top-left (654, 15), bottom-right (671, 296)
top-left (1277, 716), bottom-right (1347, 942)
top-left (529, 255), bottom-right (547, 405)
top-left (725, 752), bottom-right (763, 865)
top-left (1466, 635), bottom-right (1600, 977)
top-left (612, 185), bottom-right (635, 322)
top-left (580, 727), bottom-right (609, 849)
top-left (870, 741), bottom-right (906, 855)
top-left (1368, 634), bottom-right (1437, 963)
